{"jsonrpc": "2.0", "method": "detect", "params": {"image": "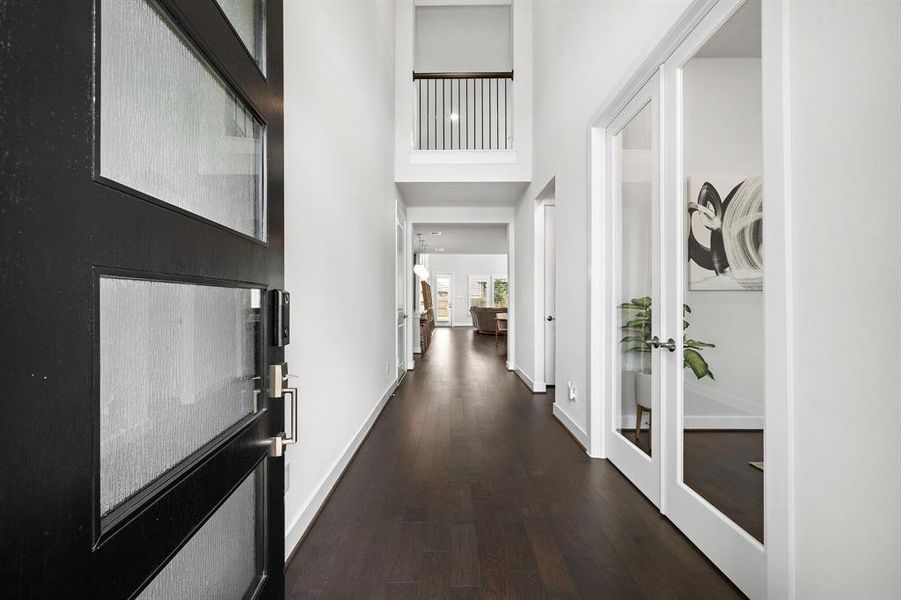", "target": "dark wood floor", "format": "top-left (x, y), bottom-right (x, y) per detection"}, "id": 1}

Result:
top-left (285, 328), bottom-right (742, 599)
top-left (623, 429), bottom-right (763, 543)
